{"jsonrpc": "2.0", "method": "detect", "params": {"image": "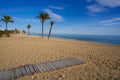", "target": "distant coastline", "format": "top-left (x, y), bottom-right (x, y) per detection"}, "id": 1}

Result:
top-left (30, 33), bottom-right (120, 44)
